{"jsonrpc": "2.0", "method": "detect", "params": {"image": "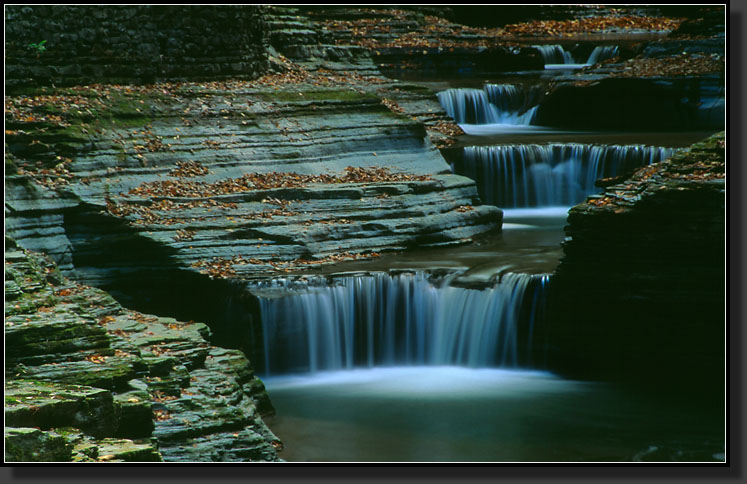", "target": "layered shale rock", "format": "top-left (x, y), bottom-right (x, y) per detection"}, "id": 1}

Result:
top-left (5, 79), bottom-right (501, 292)
top-left (276, 5), bottom-right (722, 133)
top-left (546, 132), bottom-right (725, 390)
top-left (4, 240), bottom-right (280, 462)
